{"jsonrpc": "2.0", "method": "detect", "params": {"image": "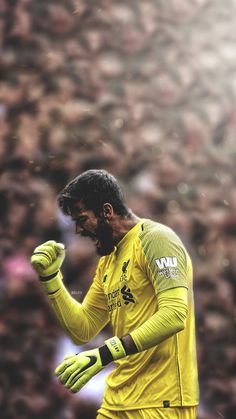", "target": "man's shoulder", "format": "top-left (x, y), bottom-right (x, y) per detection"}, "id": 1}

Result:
top-left (139, 219), bottom-right (176, 239)
top-left (137, 219), bottom-right (185, 252)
